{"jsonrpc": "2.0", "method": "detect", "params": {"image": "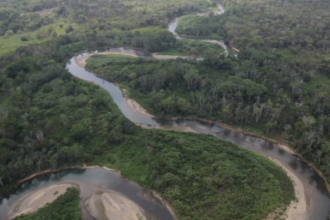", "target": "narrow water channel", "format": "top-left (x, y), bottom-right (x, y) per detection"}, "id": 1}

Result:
top-left (167, 4), bottom-right (228, 51)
